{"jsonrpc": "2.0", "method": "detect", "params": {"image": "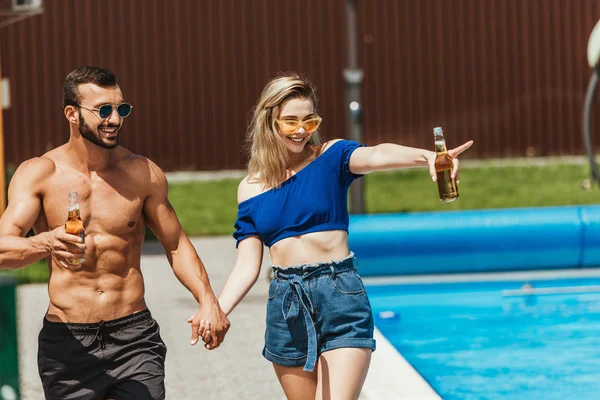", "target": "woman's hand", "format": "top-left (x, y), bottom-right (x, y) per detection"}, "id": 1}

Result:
top-left (426, 140), bottom-right (474, 183)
